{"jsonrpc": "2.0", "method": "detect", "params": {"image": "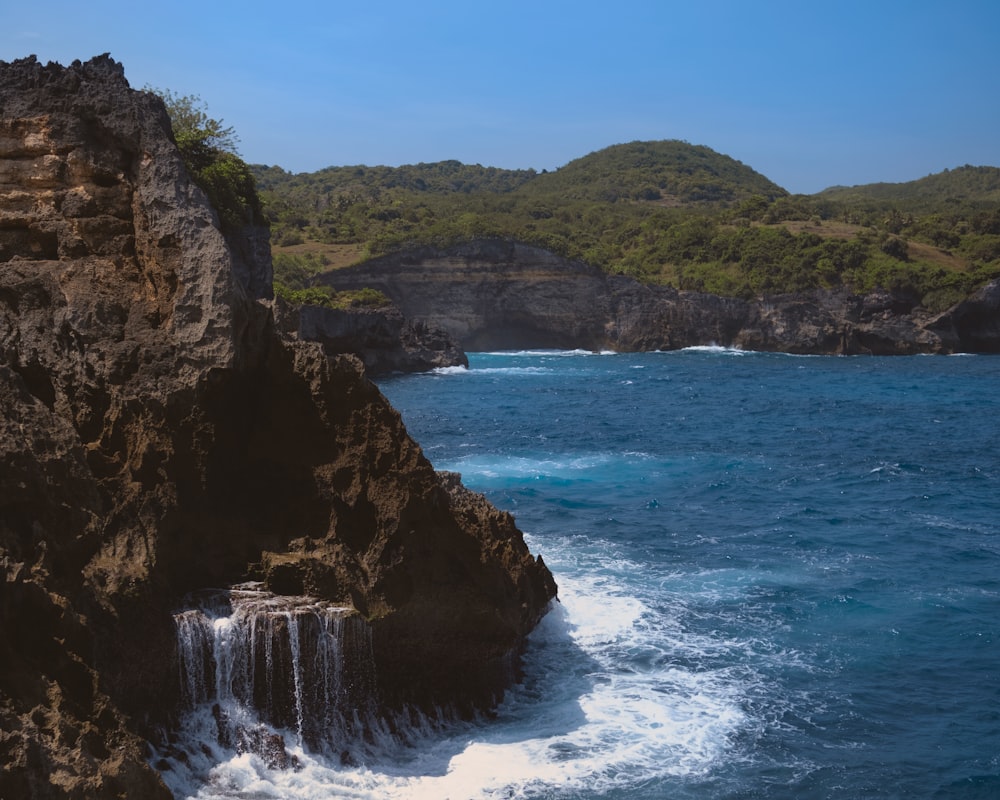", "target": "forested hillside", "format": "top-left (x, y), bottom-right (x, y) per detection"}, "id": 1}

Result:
top-left (253, 141), bottom-right (1000, 313)
top-left (517, 140), bottom-right (787, 203)
top-left (818, 165), bottom-right (1000, 210)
